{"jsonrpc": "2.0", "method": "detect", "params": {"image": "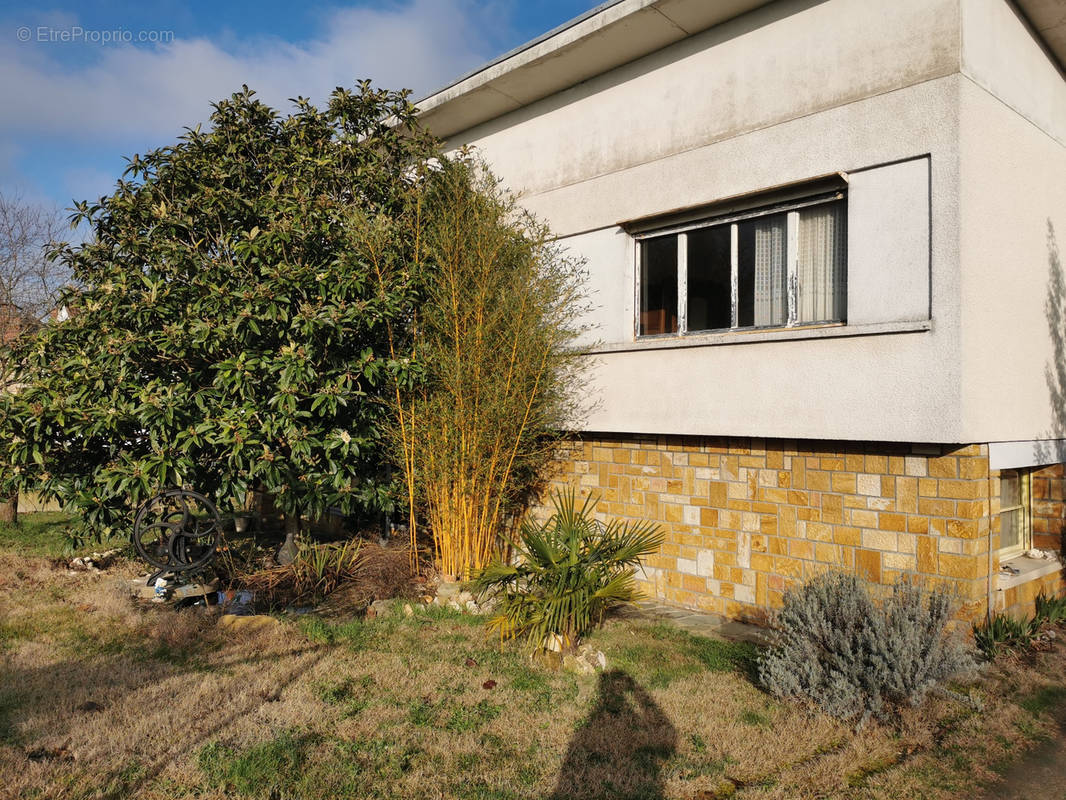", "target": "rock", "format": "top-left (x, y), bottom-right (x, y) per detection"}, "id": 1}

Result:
top-left (218, 614), bottom-right (283, 633)
top-left (464, 600), bottom-right (479, 614)
top-left (563, 644), bottom-right (607, 675)
top-left (577, 644), bottom-right (607, 671)
top-left (365, 599), bottom-right (391, 619)
top-left (456, 590), bottom-right (474, 604)
top-left (403, 603), bottom-right (414, 617)
top-left (436, 581), bottom-right (461, 601)
top-left (531, 650), bottom-right (563, 670)
top-left (544, 633), bottom-right (565, 653)
top-left (447, 599), bottom-right (462, 611)
top-left (562, 653), bottom-right (594, 675)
